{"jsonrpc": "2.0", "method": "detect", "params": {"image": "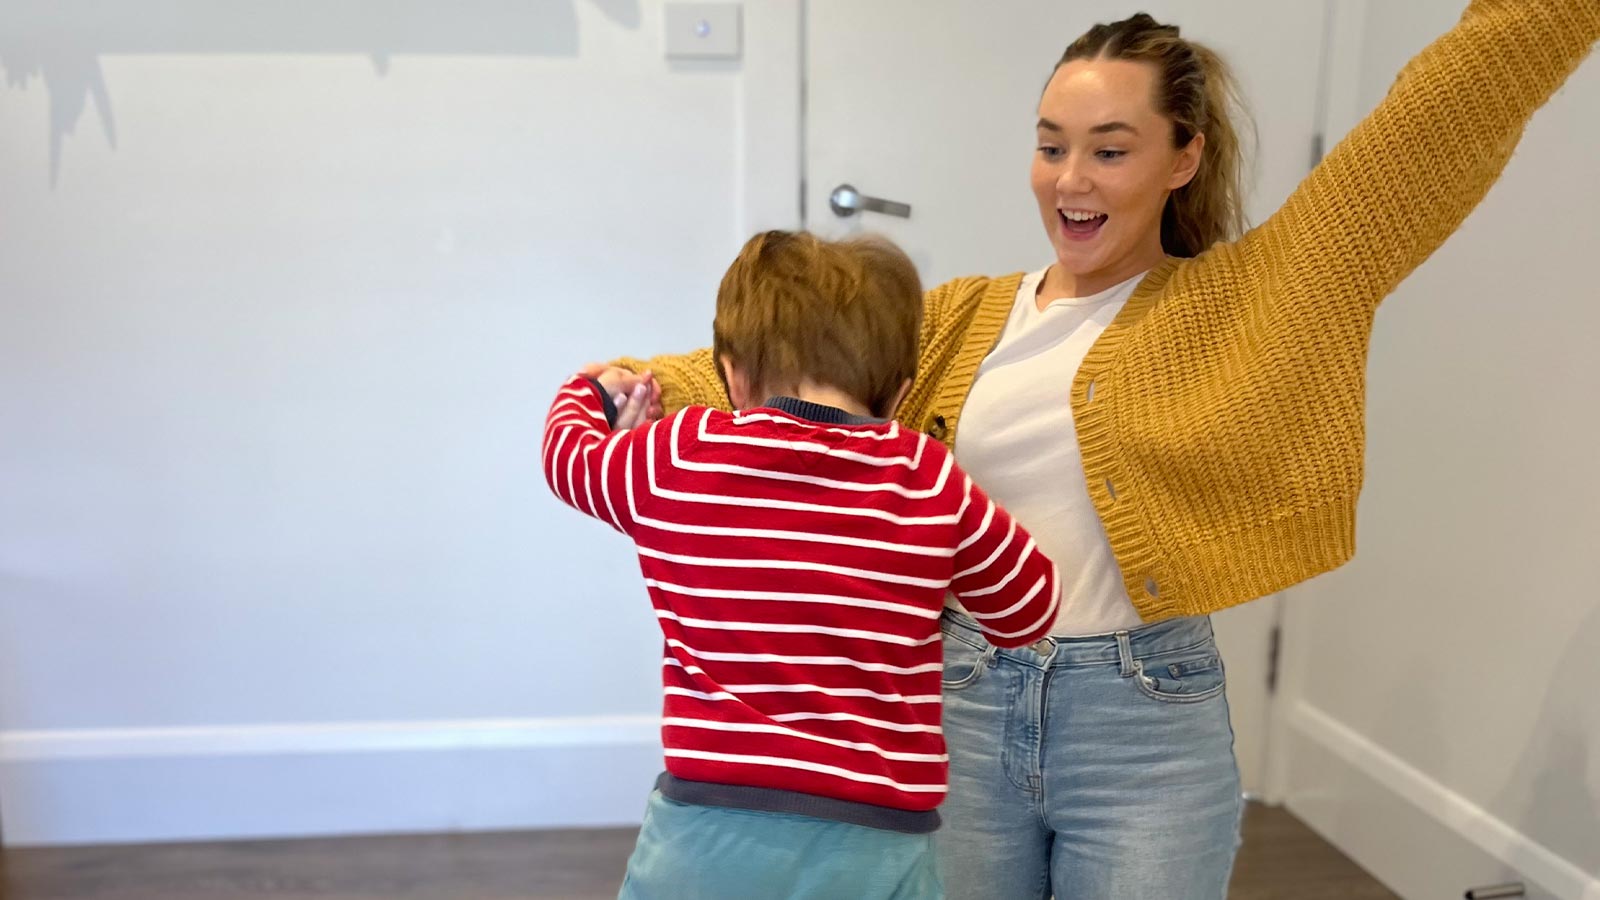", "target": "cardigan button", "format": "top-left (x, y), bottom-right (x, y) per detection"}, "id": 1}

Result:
top-left (927, 414), bottom-right (948, 441)
top-left (1086, 379), bottom-right (1098, 401)
top-left (1144, 577), bottom-right (1160, 598)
